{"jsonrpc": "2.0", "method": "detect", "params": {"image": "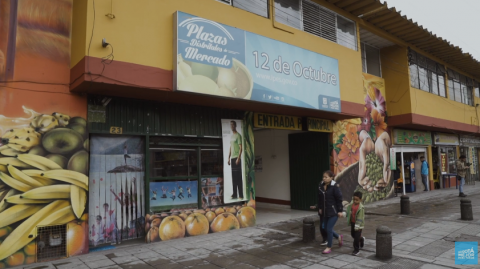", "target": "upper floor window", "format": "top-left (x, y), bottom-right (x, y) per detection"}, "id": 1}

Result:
top-left (474, 80), bottom-right (480, 98)
top-left (274, 0), bottom-right (357, 50)
top-left (218, 0), bottom-right (269, 18)
top-left (447, 69), bottom-right (474, 106)
top-left (408, 49), bottom-right (446, 97)
top-left (361, 42), bottom-right (381, 77)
